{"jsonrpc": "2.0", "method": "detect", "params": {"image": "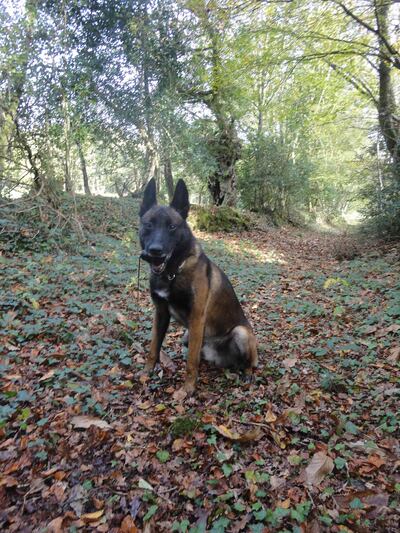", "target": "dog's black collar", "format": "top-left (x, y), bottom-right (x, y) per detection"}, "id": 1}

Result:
top-left (162, 260), bottom-right (186, 281)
